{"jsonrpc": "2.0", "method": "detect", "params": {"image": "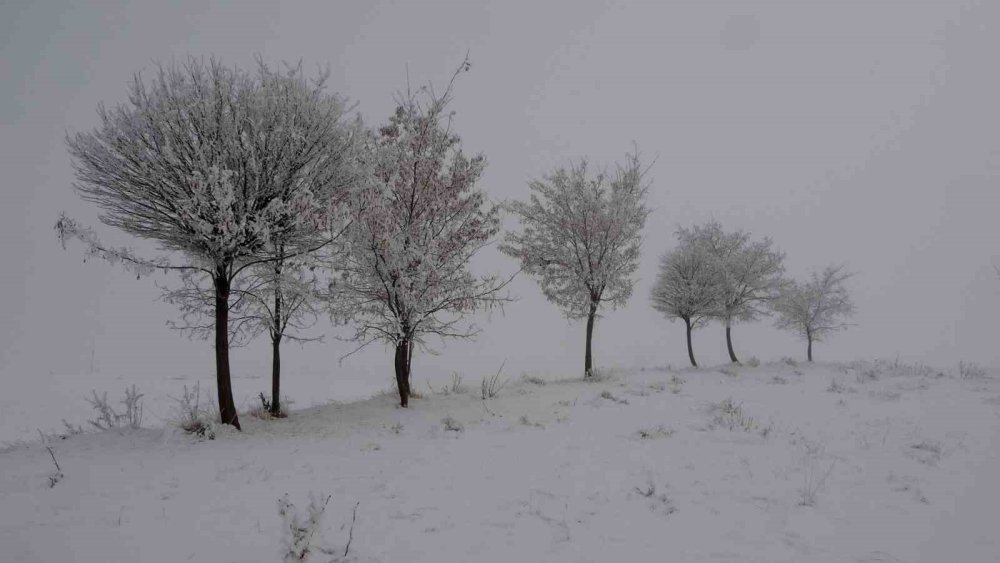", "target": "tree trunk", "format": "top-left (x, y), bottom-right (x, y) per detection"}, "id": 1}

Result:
top-left (584, 302), bottom-right (597, 377)
top-left (407, 338), bottom-right (414, 398)
top-left (270, 273), bottom-right (282, 416)
top-left (685, 317), bottom-right (697, 368)
top-left (270, 334), bottom-right (282, 416)
top-left (394, 338), bottom-right (411, 407)
top-left (213, 272), bottom-right (241, 430)
top-left (725, 322), bottom-right (739, 364)
top-left (807, 334), bottom-right (813, 363)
